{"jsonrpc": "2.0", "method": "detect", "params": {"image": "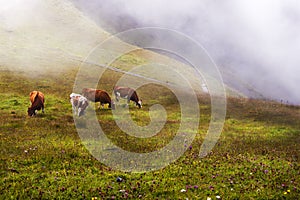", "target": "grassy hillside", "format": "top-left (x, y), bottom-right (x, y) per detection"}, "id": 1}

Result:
top-left (0, 1), bottom-right (299, 199)
top-left (0, 64), bottom-right (299, 199)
